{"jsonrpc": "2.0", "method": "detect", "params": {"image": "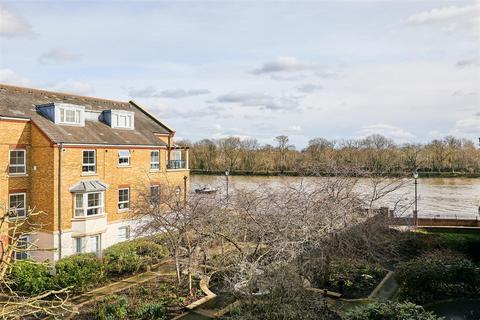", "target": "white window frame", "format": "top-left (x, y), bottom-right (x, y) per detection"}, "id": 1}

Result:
top-left (118, 188), bottom-right (130, 211)
top-left (75, 235), bottom-right (101, 255)
top-left (173, 150), bottom-right (182, 161)
top-left (9, 149), bottom-right (26, 175)
top-left (87, 235), bottom-right (101, 255)
top-left (111, 111), bottom-right (134, 129)
top-left (74, 192), bottom-right (104, 217)
top-left (118, 226), bottom-right (130, 242)
top-left (9, 192), bottom-right (26, 218)
top-left (59, 106), bottom-right (81, 125)
top-left (118, 150), bottom-right (131, 166)
top-left (15, 235), bottom-right (30, 260)
top-left (82, 150), bottom-right (96, 174)
top-left (150, 150), bottom-right (160, 170)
